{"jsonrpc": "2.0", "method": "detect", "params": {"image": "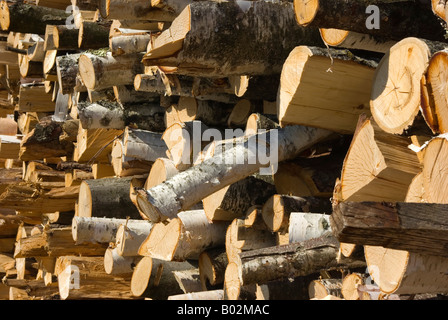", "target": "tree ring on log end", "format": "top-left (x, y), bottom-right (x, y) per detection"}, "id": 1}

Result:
top-left (319, 28), bottom-right (349, 46)
top-left (78, 54), bottom-right (97, 90)
top-left (293, 0), bottom-right (319, 26)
